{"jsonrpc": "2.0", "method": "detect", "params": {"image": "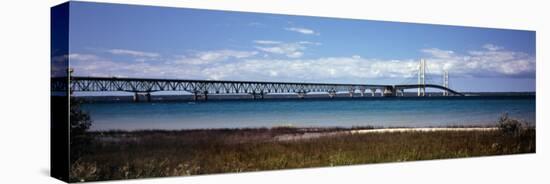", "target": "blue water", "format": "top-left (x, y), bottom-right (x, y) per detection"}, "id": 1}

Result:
top-left (81, 96), bottom-right (536, 130)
